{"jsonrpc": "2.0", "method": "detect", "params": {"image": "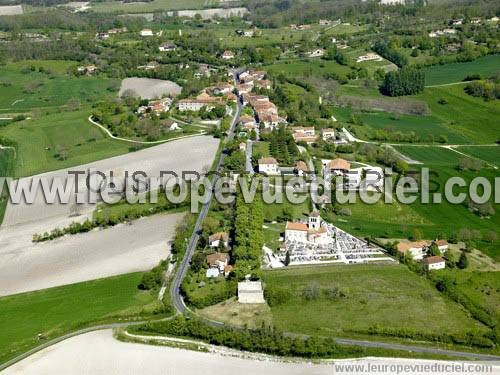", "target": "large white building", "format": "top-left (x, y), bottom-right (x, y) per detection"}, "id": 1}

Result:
top-left (422, 256), bottom-right (446, 271)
